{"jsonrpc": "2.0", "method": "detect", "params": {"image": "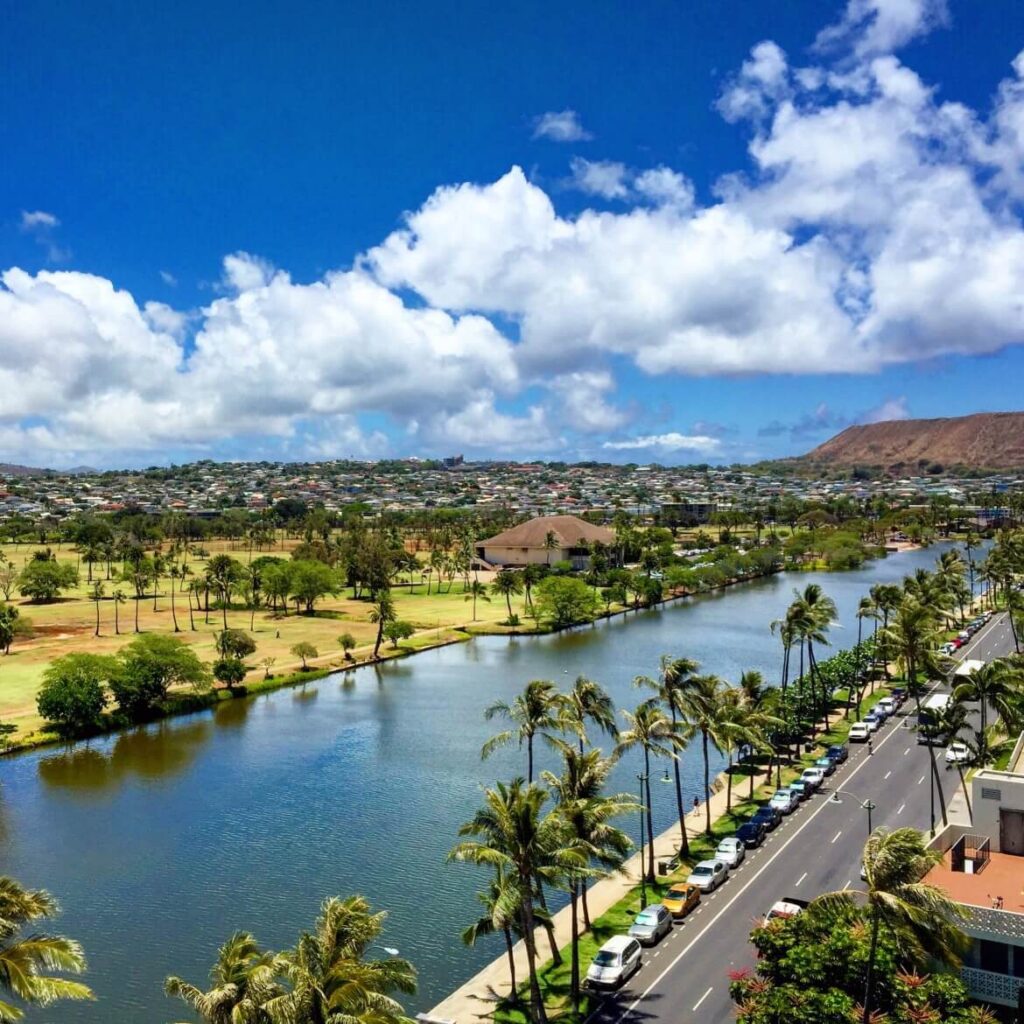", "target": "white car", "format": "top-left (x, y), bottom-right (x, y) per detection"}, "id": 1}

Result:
top-left (849, 723), bottom-right (870, 742)
top-left (686, 859), bottom-right (729, 892)
top-left (800, 767), bottom-right (826, 791)
top-left (770, 789), bottom-right (798, 815)
top-left (877, 696), bottom-right (897, 716)
top-left (586, 935), bottom-right (642, 989)
top-left (945, 742), bottom-right (970, 767)
top-left (715, 836), bottom-right (746, 868)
